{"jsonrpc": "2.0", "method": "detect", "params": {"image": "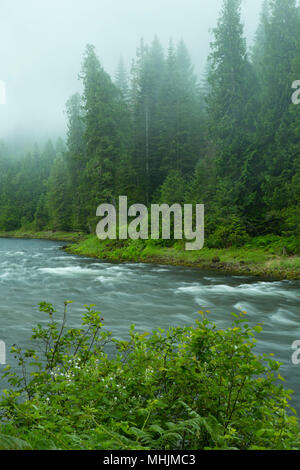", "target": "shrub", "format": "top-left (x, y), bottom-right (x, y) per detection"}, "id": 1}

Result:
top-left (207, 217), bottom-right (250, 248)
top-left (0, 304), bottom-right (299, 450)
